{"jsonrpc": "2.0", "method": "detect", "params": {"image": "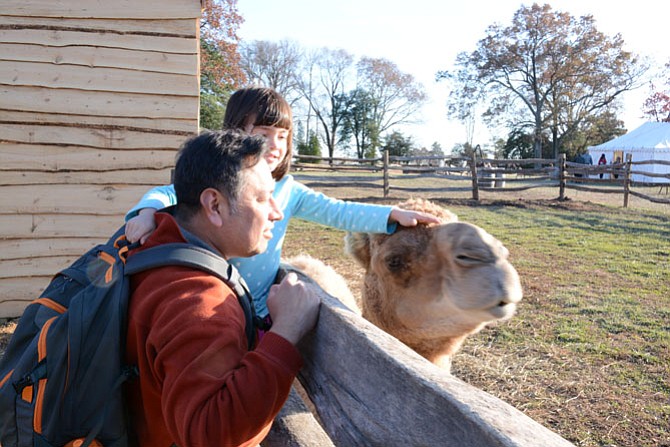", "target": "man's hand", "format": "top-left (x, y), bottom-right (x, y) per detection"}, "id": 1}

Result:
top-left (125, 208), bottom-right (157, 244)
top-left (267, 272), bottom-right (320, 345)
